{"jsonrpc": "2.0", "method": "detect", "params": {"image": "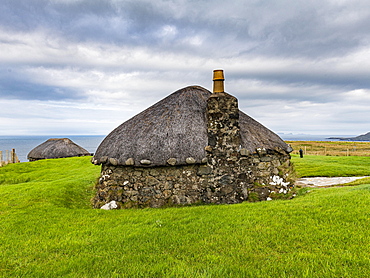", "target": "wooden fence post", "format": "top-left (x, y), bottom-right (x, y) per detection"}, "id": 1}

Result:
top-left (0, 149), bottom-right (20, 167)
top-left (11, 149), bottom-right (15, 163)
top-left (11, 149), bottom-right (19, 163)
